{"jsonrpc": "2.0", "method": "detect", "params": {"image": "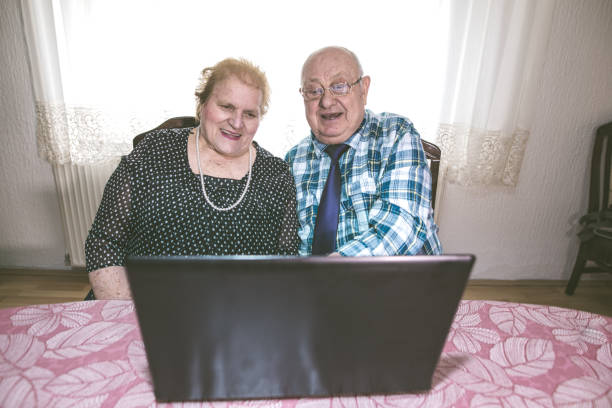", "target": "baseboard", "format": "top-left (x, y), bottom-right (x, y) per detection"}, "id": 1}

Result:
top-left (0, 265), bottom-right (86, 275)
top-left (468, 278), bottom-right (612, 286)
